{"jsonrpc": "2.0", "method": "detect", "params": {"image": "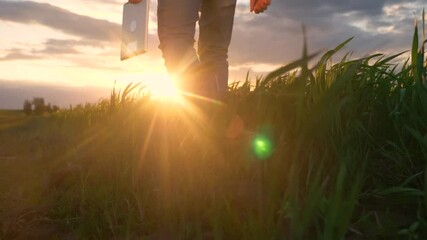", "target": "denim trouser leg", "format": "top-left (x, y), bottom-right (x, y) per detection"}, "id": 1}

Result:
top-left (157, 0), bottom-right (201, 86)
top-left (199, 0), bottom-right (237, 99)
top-left (157, 0), bottom-right (236, 99)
